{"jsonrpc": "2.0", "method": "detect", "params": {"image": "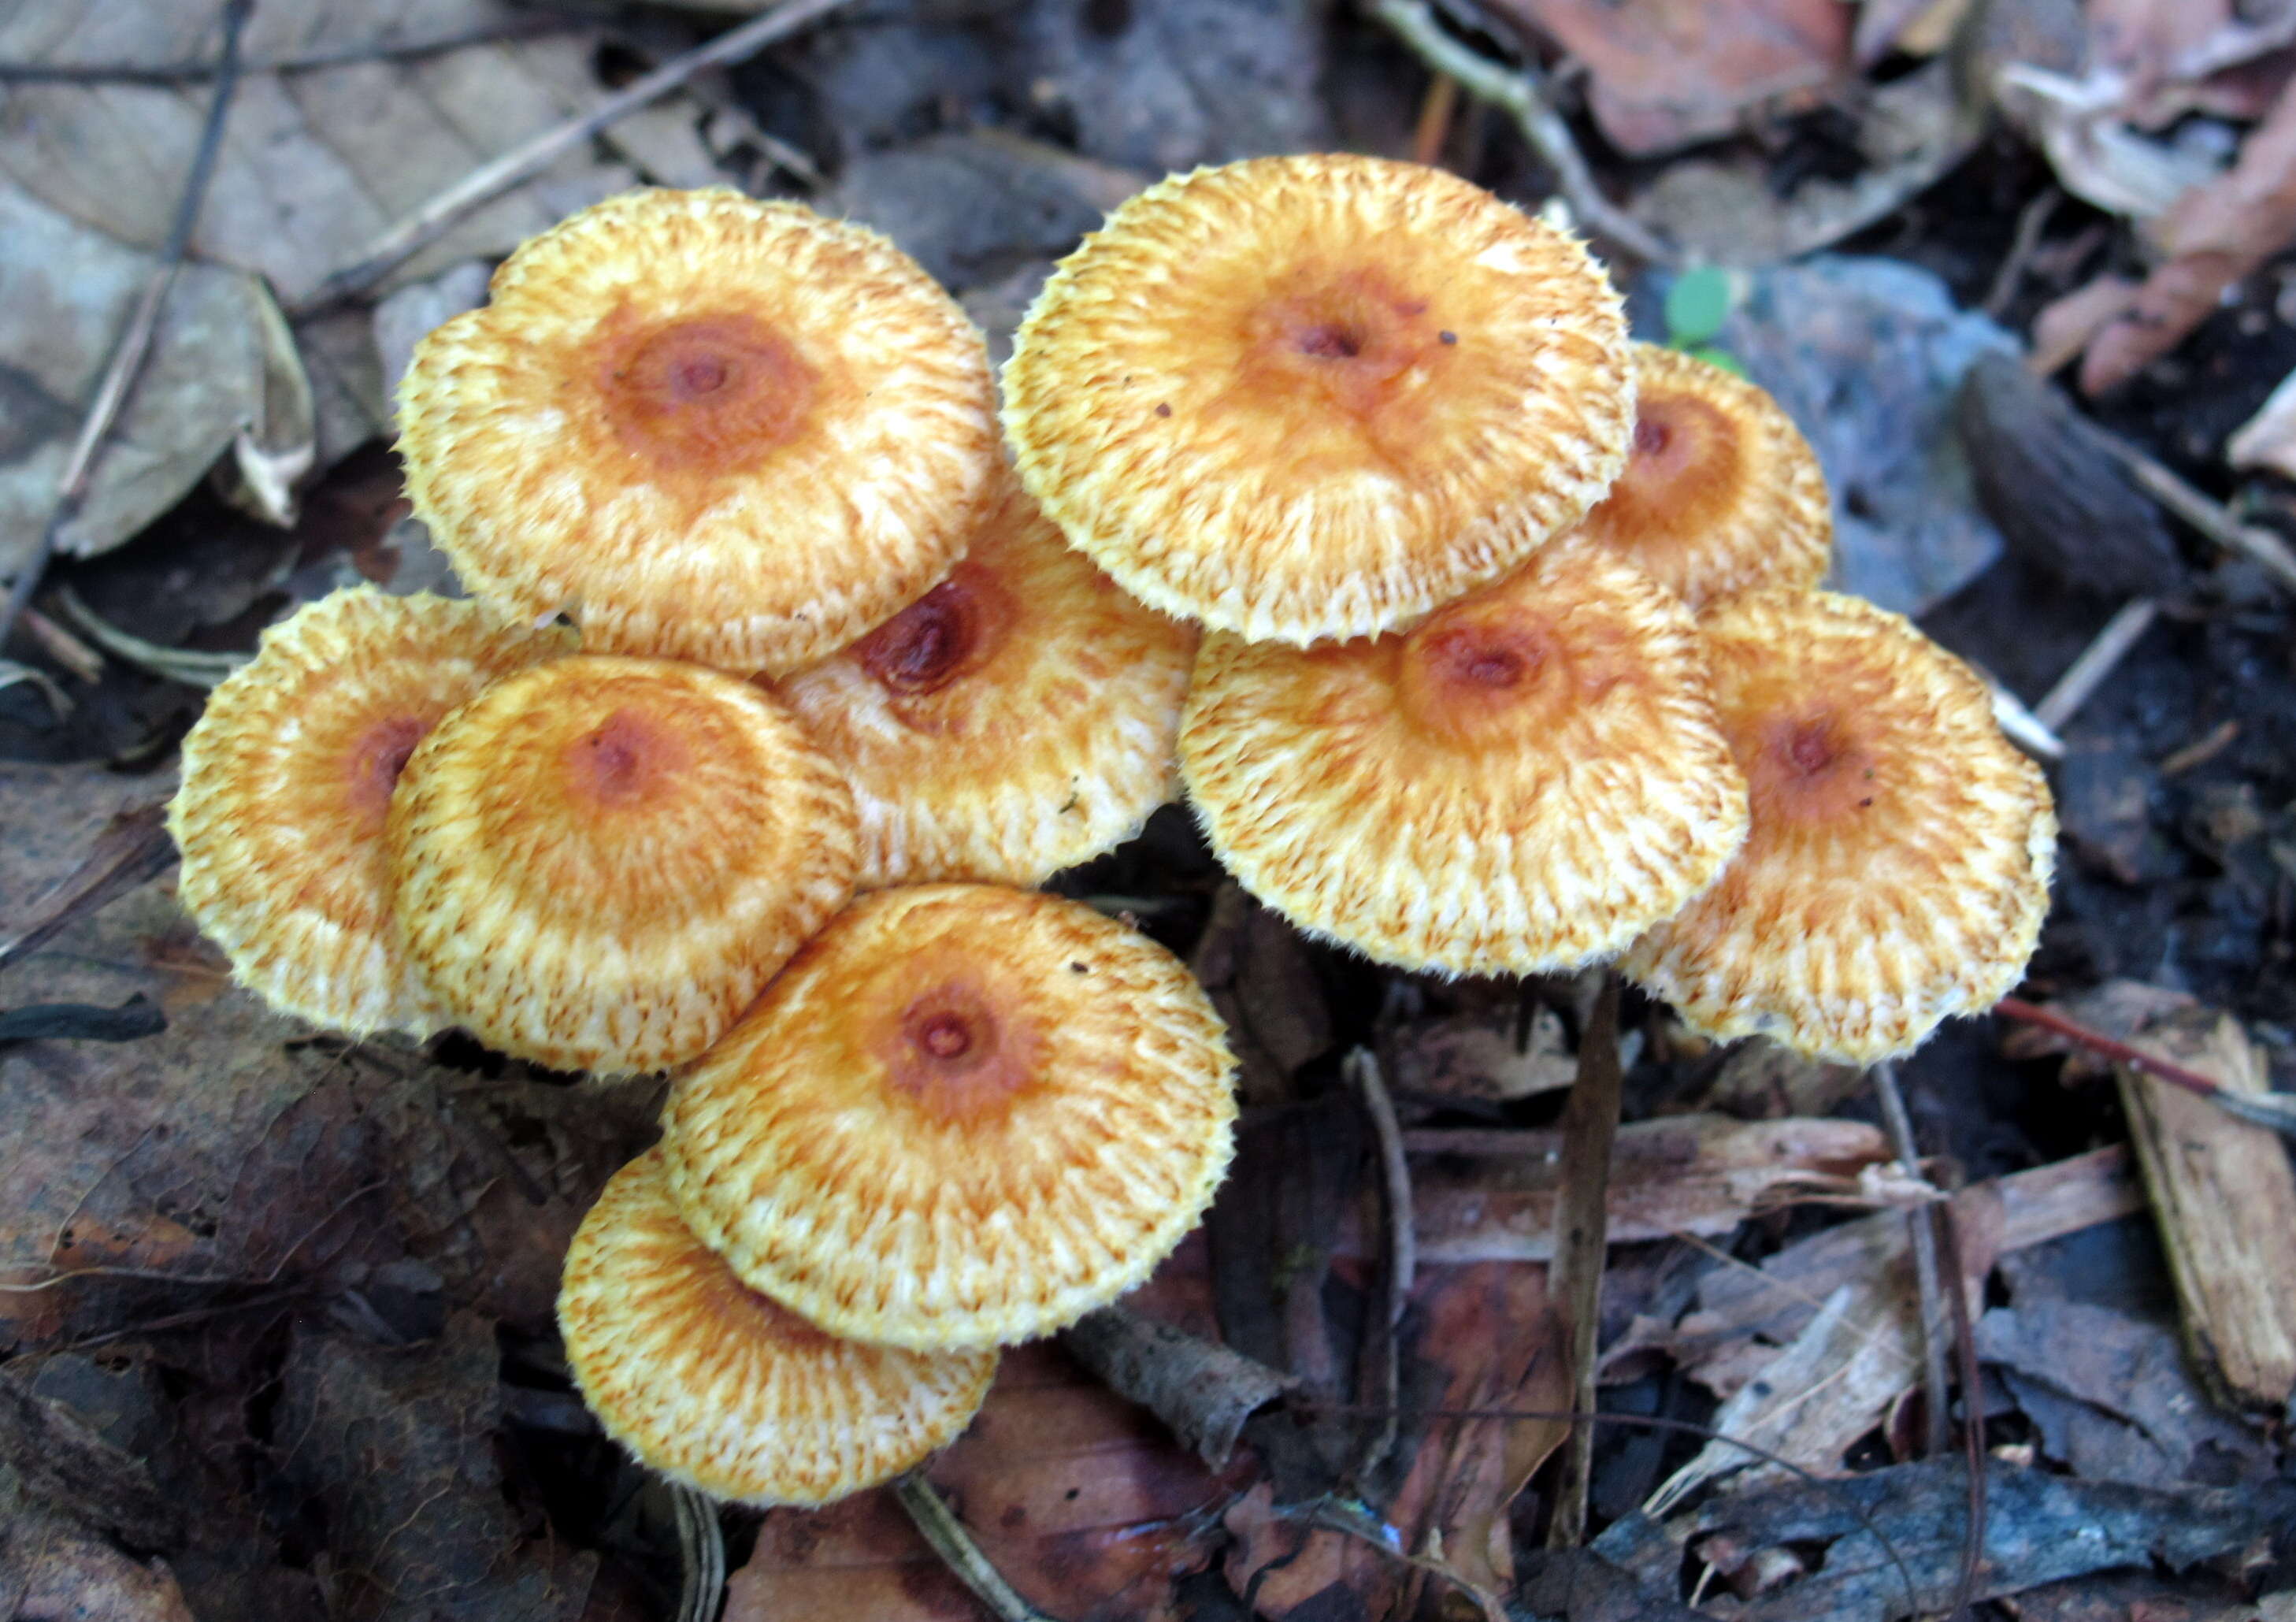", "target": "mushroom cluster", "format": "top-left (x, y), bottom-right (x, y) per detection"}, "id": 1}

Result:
top-left (165, 157), bottom-right (2055, 1510)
